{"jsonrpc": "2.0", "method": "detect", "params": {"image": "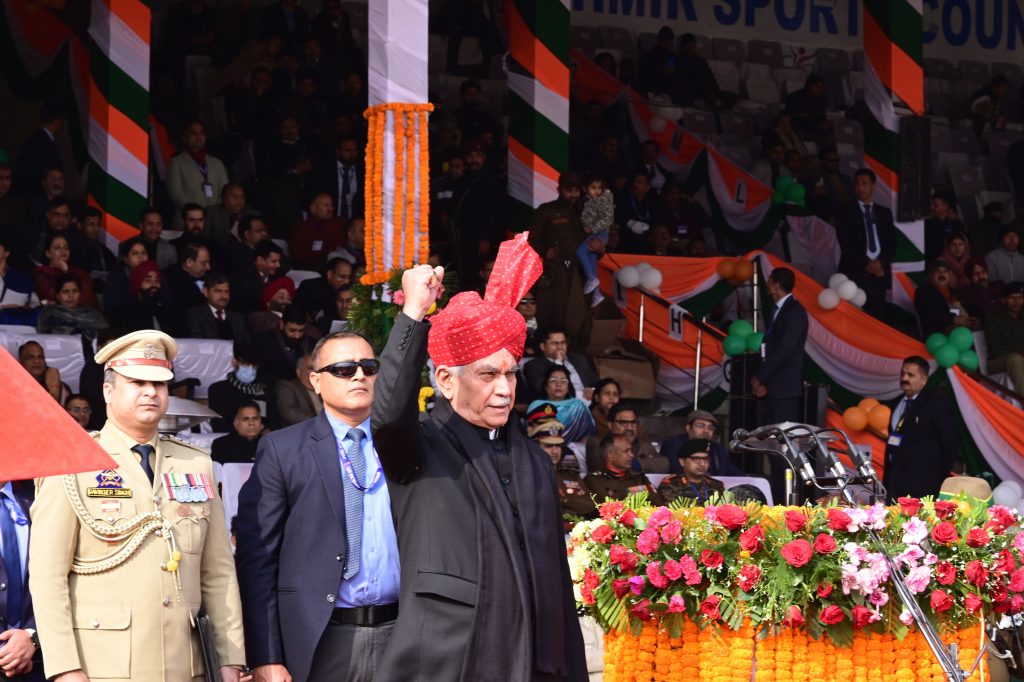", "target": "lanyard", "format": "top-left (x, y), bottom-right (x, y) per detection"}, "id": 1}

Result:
top-left (630, 195), bottom-right (651, 222)
top-left (335, 437), bottom-right (382, 493)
